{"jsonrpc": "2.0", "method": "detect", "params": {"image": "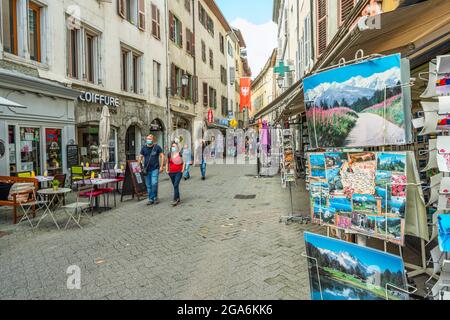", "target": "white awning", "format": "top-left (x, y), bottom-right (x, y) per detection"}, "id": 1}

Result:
top-left (0, 96), bottom-right (26, 108)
